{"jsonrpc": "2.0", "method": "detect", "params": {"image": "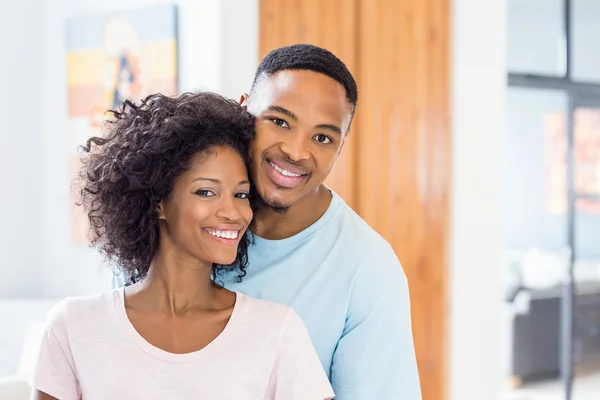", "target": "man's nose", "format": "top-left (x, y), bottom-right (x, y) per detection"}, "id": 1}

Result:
top-left (280, 133), bottom-right (310, 162)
